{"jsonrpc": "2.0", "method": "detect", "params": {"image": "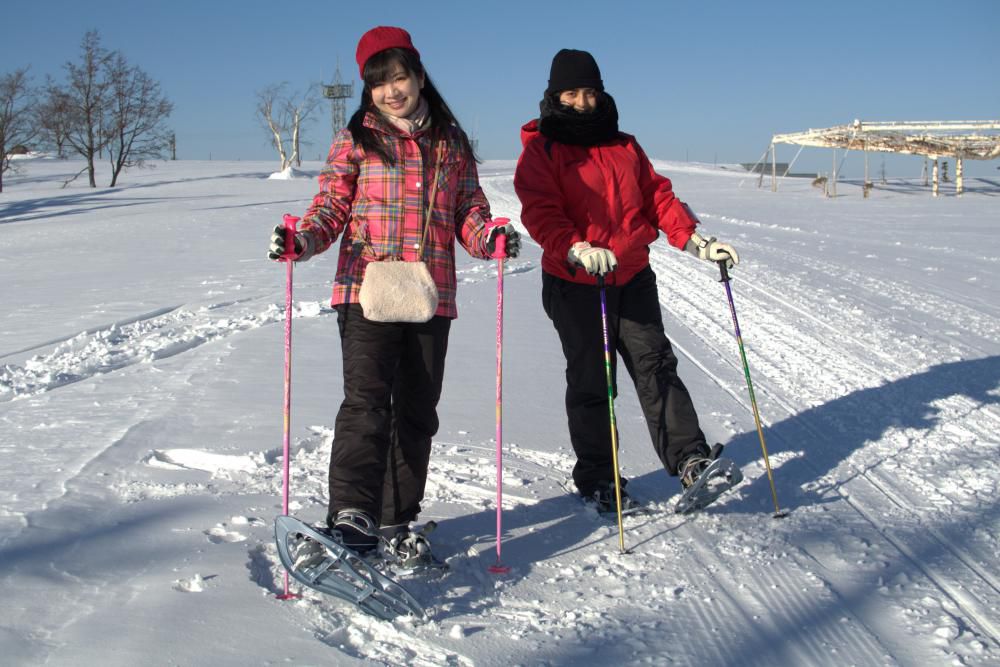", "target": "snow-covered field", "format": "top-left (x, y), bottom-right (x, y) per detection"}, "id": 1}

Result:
top-left (1, 156), bottom-right (998, 666)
